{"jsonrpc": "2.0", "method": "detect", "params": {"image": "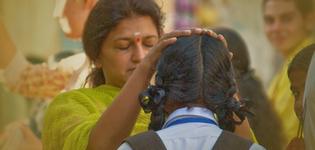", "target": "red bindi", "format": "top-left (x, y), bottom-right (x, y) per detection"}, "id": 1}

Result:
top-left (134, 32), bottom-right (142, 44)
top-left (135, 37), bottom-right (141, 42)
